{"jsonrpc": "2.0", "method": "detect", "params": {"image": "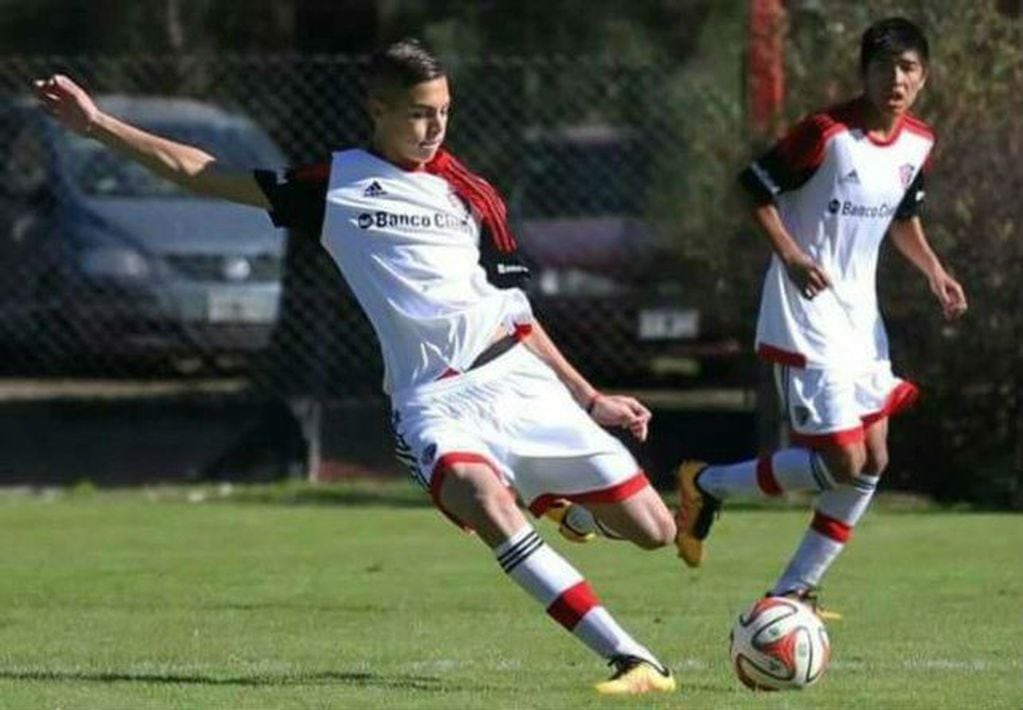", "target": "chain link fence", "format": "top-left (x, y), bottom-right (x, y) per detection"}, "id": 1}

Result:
top-left (0, 54), bottom-right (746, 397)
top-left (0, 41), bottom-right (1018, 503)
